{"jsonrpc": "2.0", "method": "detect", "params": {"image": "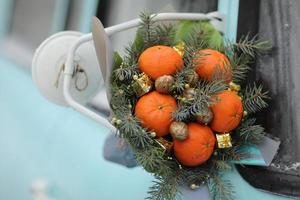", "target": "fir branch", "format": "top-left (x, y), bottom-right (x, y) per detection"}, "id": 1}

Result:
top-left (154, 24), bottom-right (175, 46)
top-left (231, 34), bottom-right (272, 58)
top-left (210, 62), bottom-right (232, 82)
top-left (172, 80), bottom-right (227, 121)
top-left (139, 12), bottom-right (175, 48)
top-left (116, 114), bottom-right (153, 149)
top-left (135, 147), bottom-right (166, 173)
top-left (124, 42), bottom-right (143, 62)
top-left (147, 175), bottom-right (181, 200)
top-left (110, 85), bottom-right (133, 111)
top-left (235, 118), bottom-right (265, 144)
top-left (113, 41), bottom-right (142, 81)
top-left (208, 174), bottom-right (235, 200)
top-left (212, 160), bottom-right (232, 171)
top-left (172, 104), bottom-right (191, 122)
top-left (139, 12), bottom-right (157, 47)
top-left (179, 165), bottom-right (211, 185)
top-left (171, 29), bottom-right (209, 93)
top-left (172, 68), bottom-right (195, 93)
top-left (230, 54), bottom-right (252, 83)
top-left (198, 80), bottom-right (228, 98)
top-left (113, 63), bottom-right (138, 81)
top-left (242, 83), bottom-right (270, 114)
top-left (125, 129), bottom-right (153, 150)
top-left (183, 25), bottom-right (208, 50)
top-left (215, 144), bottom-right (246, 162)
top-left (171, 43), bottom-right (202, 93)
top-left (193, 79), bottom-right (228, 112)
